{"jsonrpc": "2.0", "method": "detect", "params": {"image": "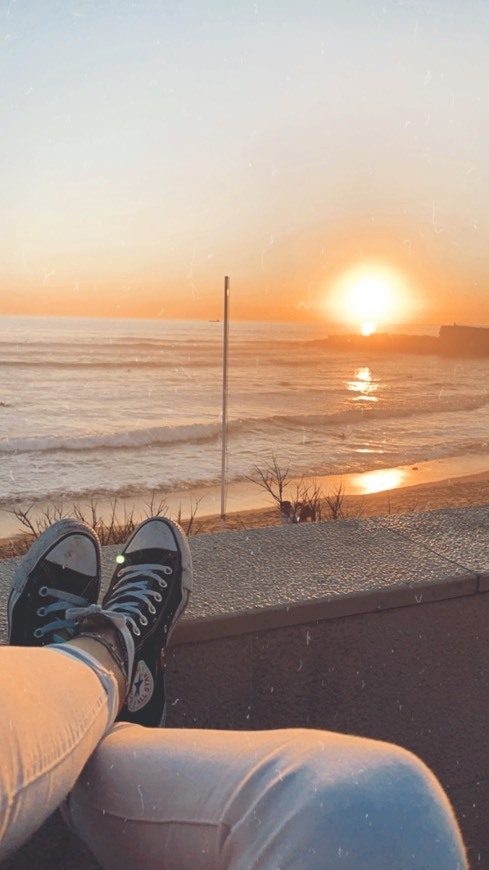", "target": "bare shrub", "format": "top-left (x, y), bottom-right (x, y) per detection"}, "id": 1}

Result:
top-left (323, 482), bottom-right (346, 520)
top-left (5, 491), bottom-right (202, 556)
top-left (96, 500), bottom-right (137, 546)
top-left (175, 496), bottom-right (203, 536)
top-left (5, 505), bottom-right (37, 539)
top-left (7, 503), bottom-right (68, 539)
top-left (286, 479), bottom-right (323, 523)
top-left (298, 479), bottom-right (323, 522)
top-left (250, 455), bottom-right (291, 509)
top-left (250, 456), bottom-right (357, 525)
top-left (250, 457), bottom-right (325, 524)
top-left (143, 492), bottom-right (168, 520)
